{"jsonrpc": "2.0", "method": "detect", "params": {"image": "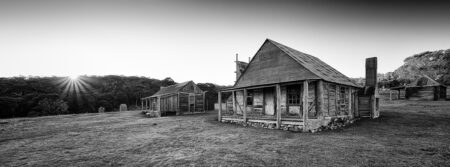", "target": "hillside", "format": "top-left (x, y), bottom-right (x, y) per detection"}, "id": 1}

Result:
top-left (389, 49), bottom-right (450, 85)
